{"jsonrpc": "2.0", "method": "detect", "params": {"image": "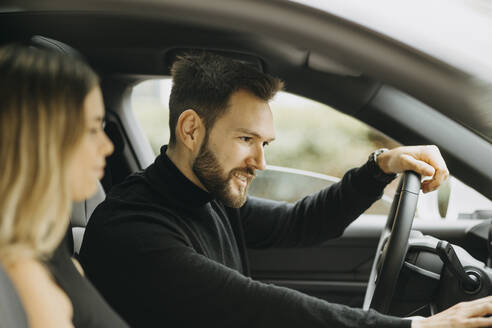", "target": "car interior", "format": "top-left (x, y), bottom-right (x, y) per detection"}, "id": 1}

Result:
top-left (1, 0), bottom-right (491, 324)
